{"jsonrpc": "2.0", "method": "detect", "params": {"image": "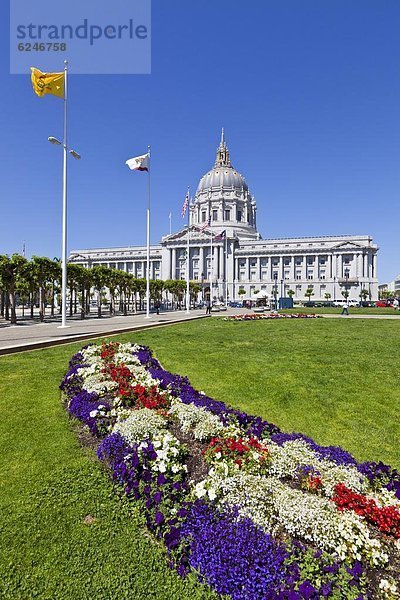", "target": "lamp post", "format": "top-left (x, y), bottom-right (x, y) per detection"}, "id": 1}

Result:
top-left (48, 135), bottom-right (81, 328)
top-left (273, 272), bottom-right (278, 311)
top-left (280, 278), bottom-right (284, 308)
